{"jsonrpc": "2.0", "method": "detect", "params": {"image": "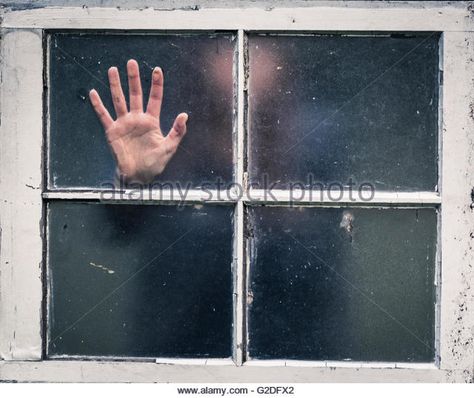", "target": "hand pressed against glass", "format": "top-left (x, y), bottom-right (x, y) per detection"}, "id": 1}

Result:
top-left (89, 59), bottom-right (188, 184)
